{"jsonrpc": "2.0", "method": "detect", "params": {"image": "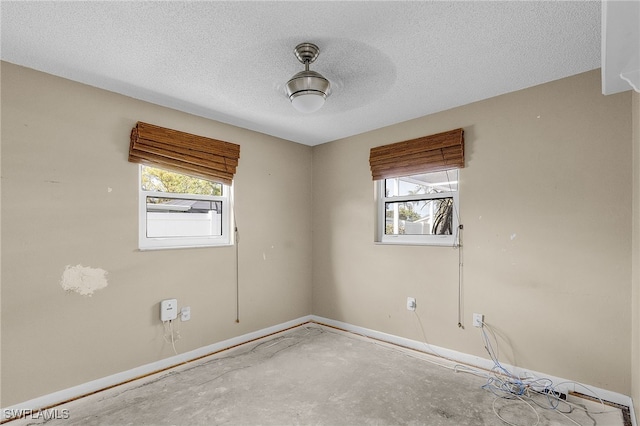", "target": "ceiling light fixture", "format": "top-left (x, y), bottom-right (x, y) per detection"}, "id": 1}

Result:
top-left (285, 42), bottom-right (331, 113)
